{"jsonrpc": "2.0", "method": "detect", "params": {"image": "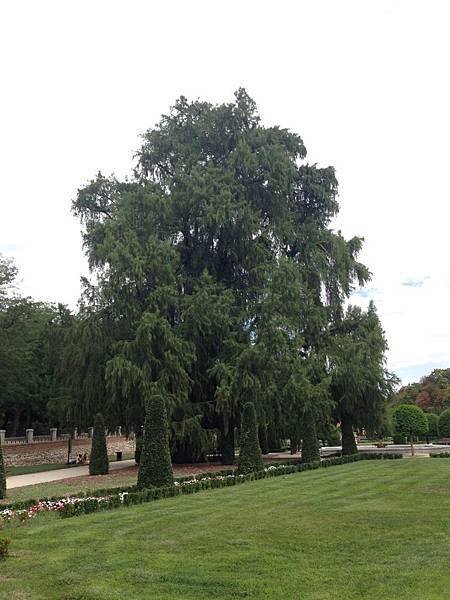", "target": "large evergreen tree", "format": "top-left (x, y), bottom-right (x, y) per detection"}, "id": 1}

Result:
top-left (71, 90), bottom-right (377, 462)
top-left (330, 303), bottom-right (396, 455)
